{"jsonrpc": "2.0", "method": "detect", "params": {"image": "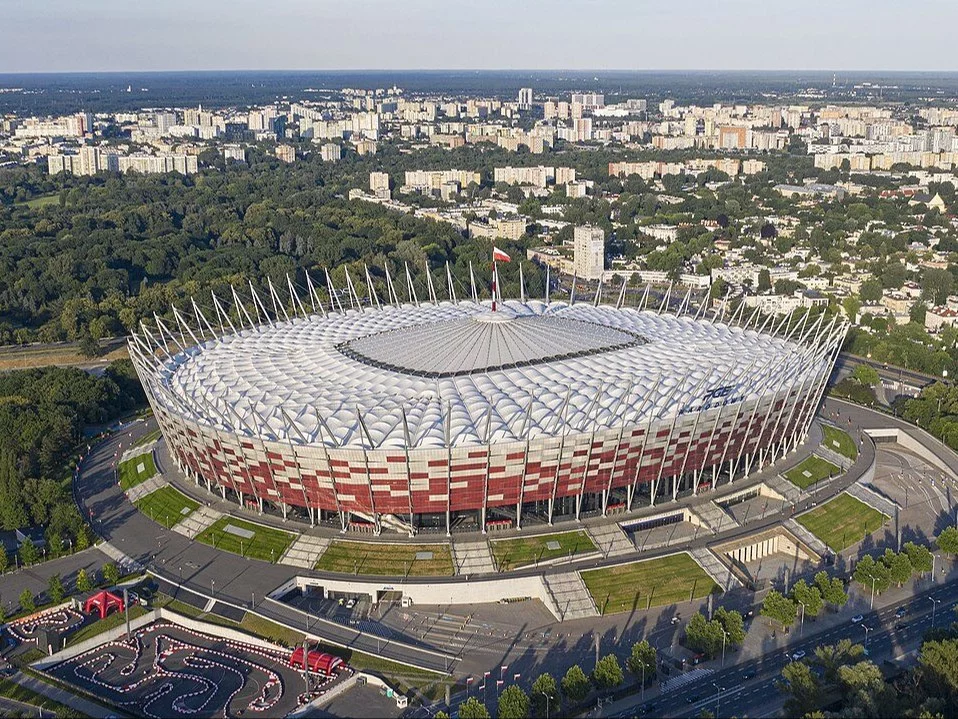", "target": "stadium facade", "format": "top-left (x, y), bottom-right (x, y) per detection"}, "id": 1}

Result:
top-left (128, 271), bottom-right (846, 535)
